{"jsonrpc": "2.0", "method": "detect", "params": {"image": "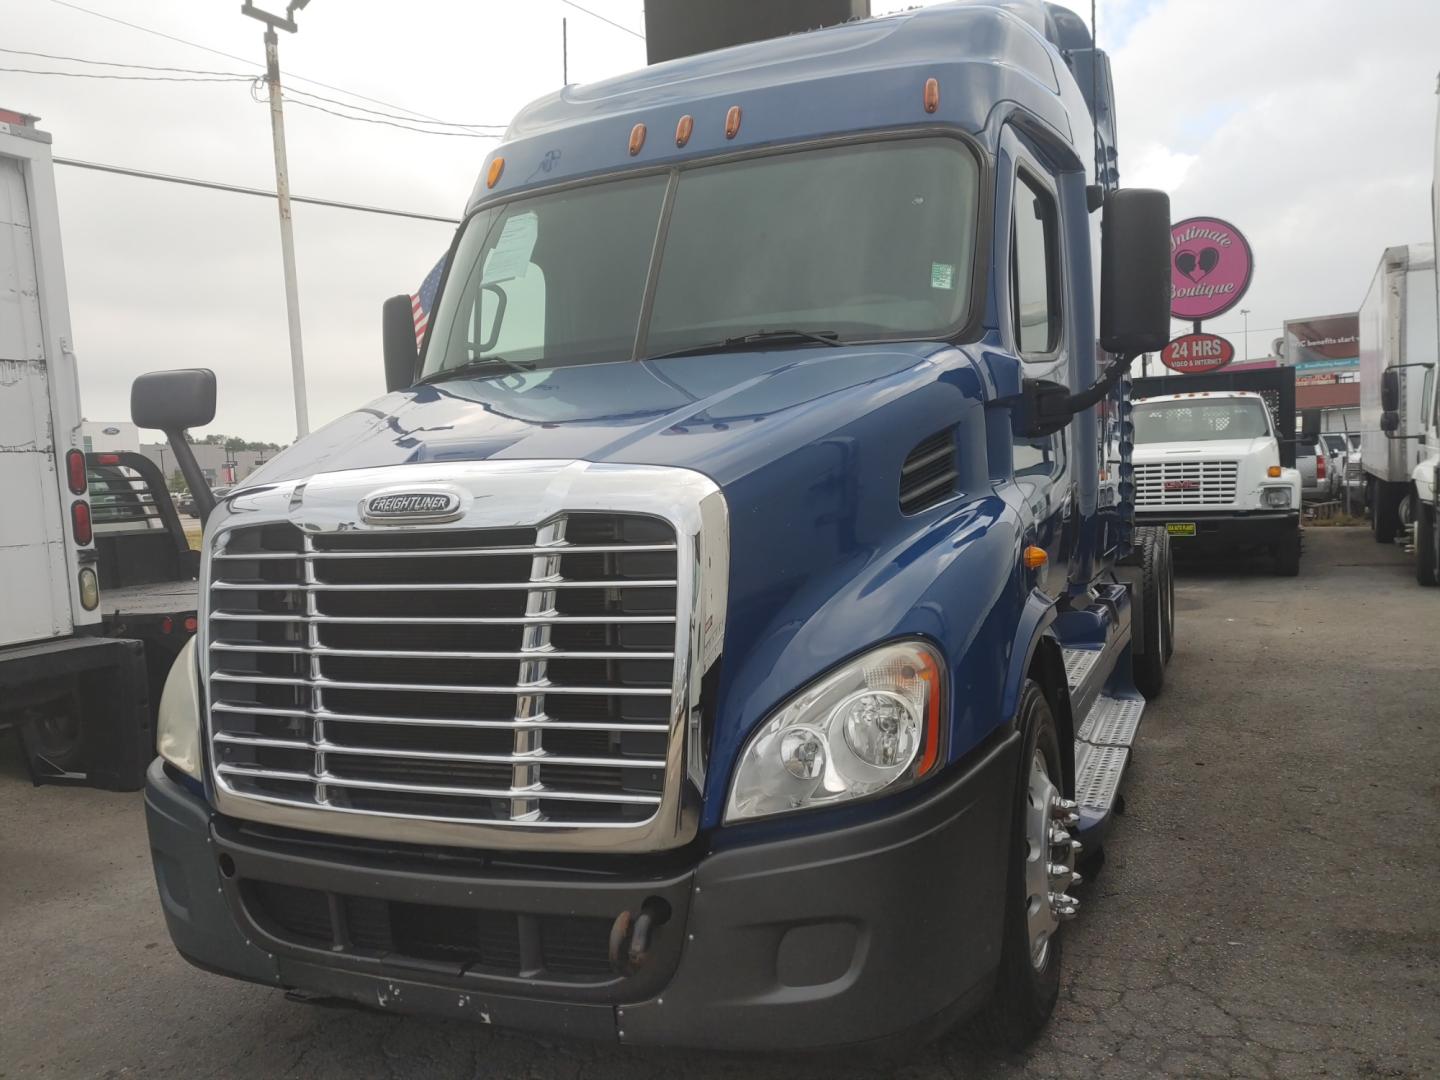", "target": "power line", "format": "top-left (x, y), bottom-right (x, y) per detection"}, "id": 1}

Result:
top-left (0, 46), bottom-right (246, 76)
top-left (46, 0), bottom-right (486, 129)
top-left (0, 65), bottom-right (251, 83)
top-left (282, 94), bottom-right (502, 138)
top-left (285, 88), bottom-right (505, 131)
top-left (53, 156), bottom-right (461, 224)
top-left (558, 0), bottom-right (645, 41)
